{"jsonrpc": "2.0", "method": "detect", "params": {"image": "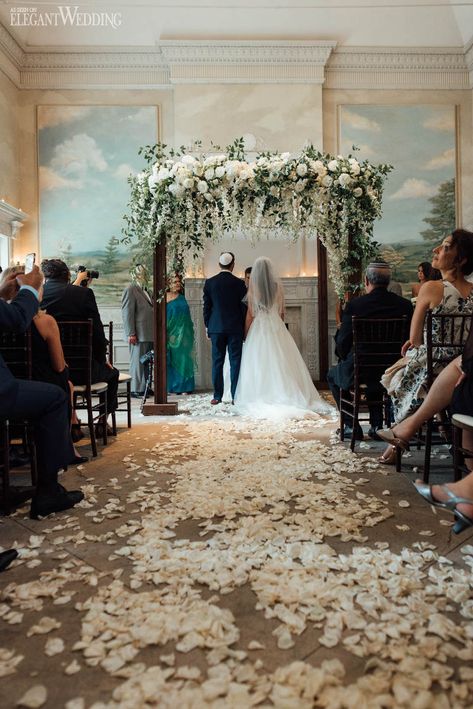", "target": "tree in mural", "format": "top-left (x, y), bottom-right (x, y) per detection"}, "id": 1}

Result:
top-left (421, 178), bottom-right (456, 243)
top-left (57, 239), bottom-right (73, 265)
top-left (99, 236), bottom-right (121, 274)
